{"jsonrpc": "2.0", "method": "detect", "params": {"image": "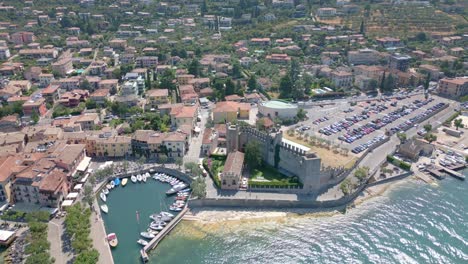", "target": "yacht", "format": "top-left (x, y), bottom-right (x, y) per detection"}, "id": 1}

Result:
top-left (137, 239), bottom-right (148, 246)
top-left (100, 192), bottom-right (107, 202)
top-left (101, 204), bottom-right (109, 213)
top-left (102, 188), bottom-right (109, 195)
top-left (131, 175), bottom-right (137, 183)
top-left (140, 232), bottom-right (156, 239)
top-left (137, 174), bottom-right (143, 182)
top-left (149, 224), bottom-right (164, 231)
